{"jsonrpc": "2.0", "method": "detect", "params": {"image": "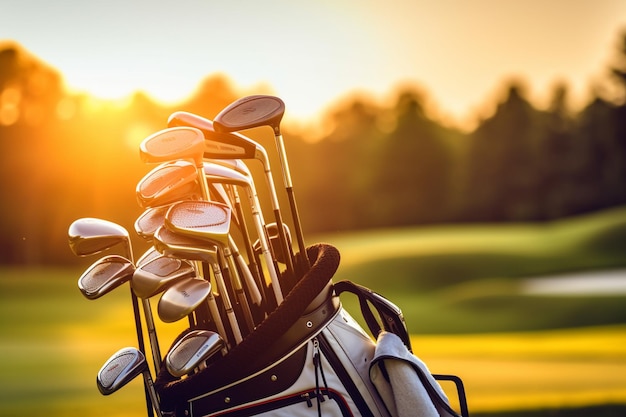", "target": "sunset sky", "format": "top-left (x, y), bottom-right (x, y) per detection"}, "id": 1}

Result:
top-left (1, 0), bottom-right (625, 128)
